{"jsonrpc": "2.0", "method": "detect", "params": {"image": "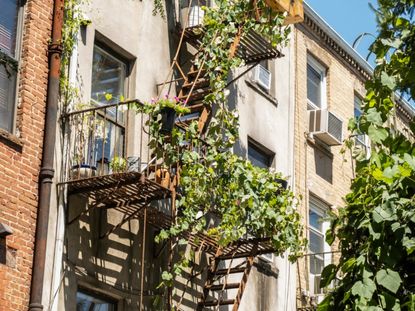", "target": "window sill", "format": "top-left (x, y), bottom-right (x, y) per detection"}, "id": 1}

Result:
top-left (245, 79), bottom-right (278, 108)
top-left (0, 128), bottom-right (23, 151)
